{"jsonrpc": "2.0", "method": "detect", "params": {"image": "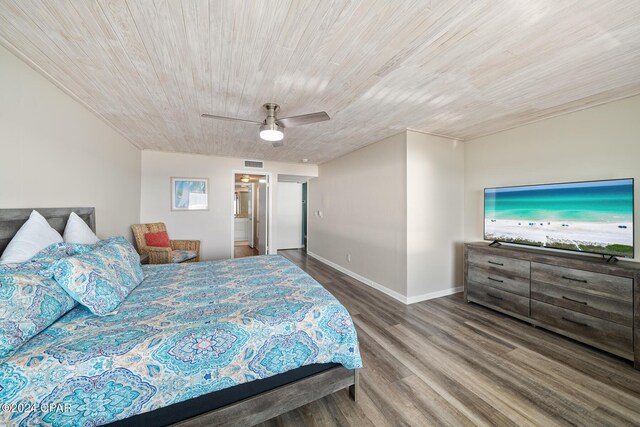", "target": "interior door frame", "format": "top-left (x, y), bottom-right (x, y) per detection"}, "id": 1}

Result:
top-left (302, 181), bottom-right (308, 251)
top-left (231, 171), bottom-right (272, 258)
top-left (256, 178), bottom-right (269, 255)
top-left (248, 182), bottom-right (255, 248)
